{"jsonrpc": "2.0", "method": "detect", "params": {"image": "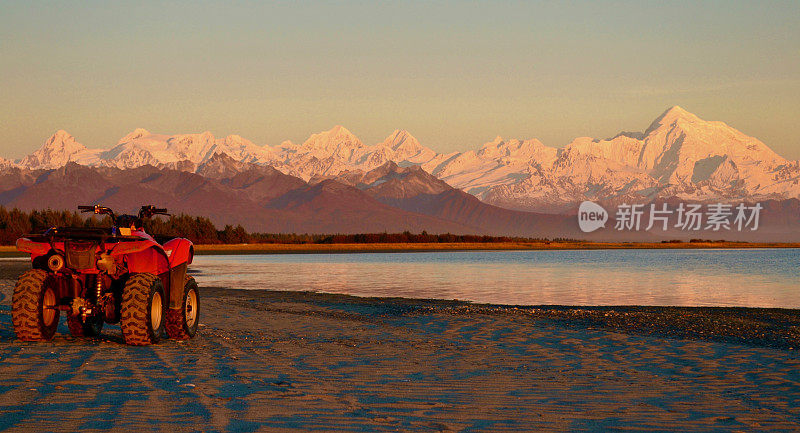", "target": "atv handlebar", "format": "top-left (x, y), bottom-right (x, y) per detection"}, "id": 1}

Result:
top-left (138, 205), bottom-right (170, 219)
top-left (78, 205), bottom-right (169, 222)
top-left (79, 205), bottom-right (116, 219)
